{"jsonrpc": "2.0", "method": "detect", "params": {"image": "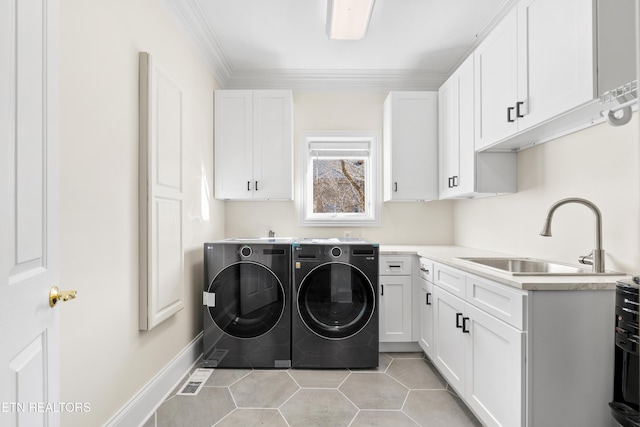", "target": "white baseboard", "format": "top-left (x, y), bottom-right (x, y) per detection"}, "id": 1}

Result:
top-left (105, 332), bottom-right (203, 427)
